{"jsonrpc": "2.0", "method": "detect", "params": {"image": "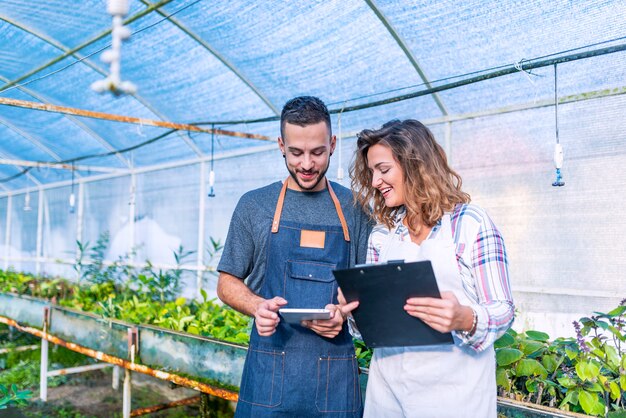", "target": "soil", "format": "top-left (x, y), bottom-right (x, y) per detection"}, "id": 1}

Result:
top-left (3, 368), bottom-right (235, 418)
